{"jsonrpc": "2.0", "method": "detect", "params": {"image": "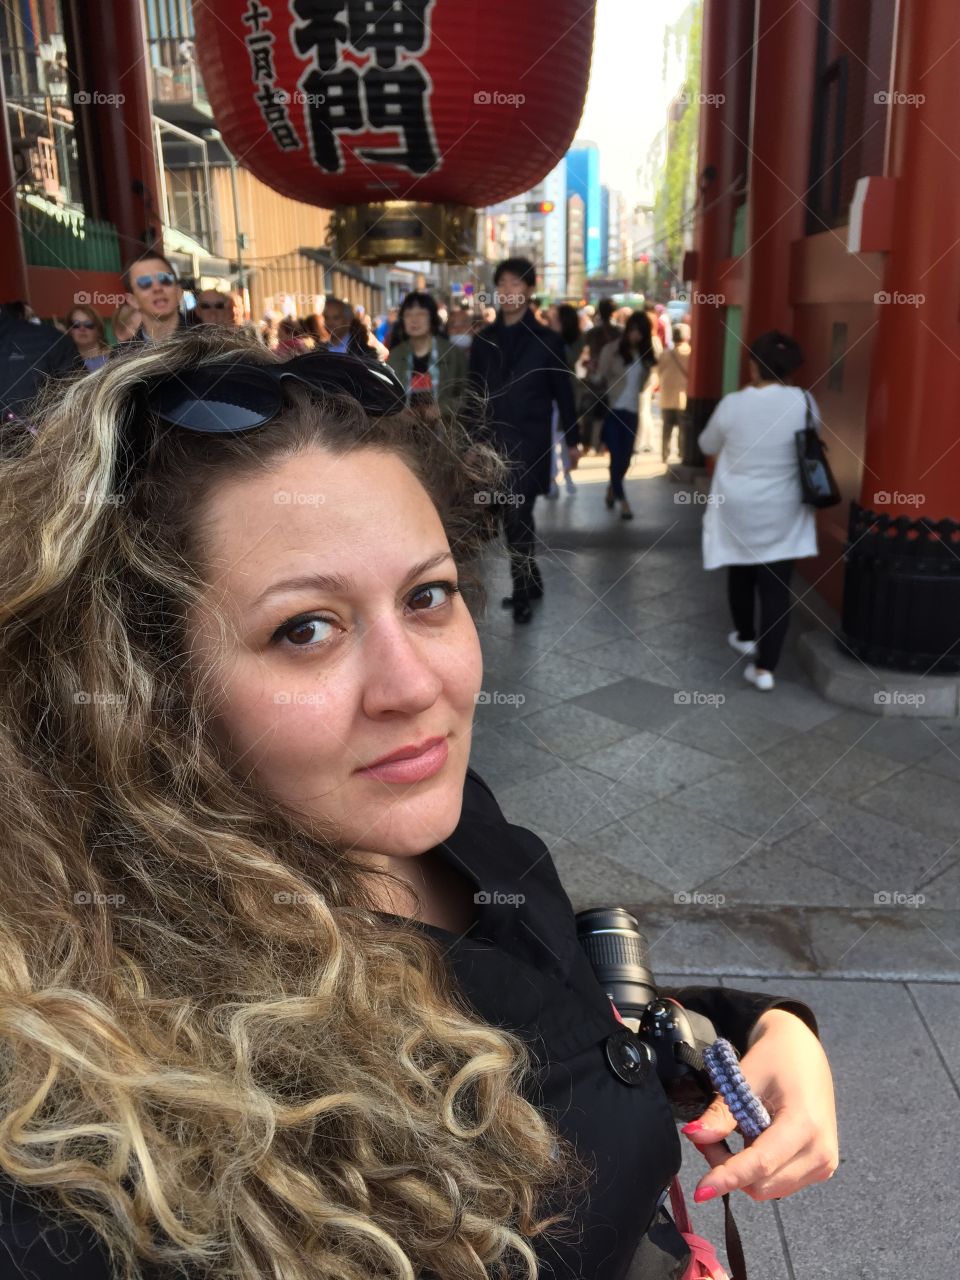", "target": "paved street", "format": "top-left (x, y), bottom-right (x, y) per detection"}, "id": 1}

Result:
top-left (469, 440), bottom-right (959, 1279)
